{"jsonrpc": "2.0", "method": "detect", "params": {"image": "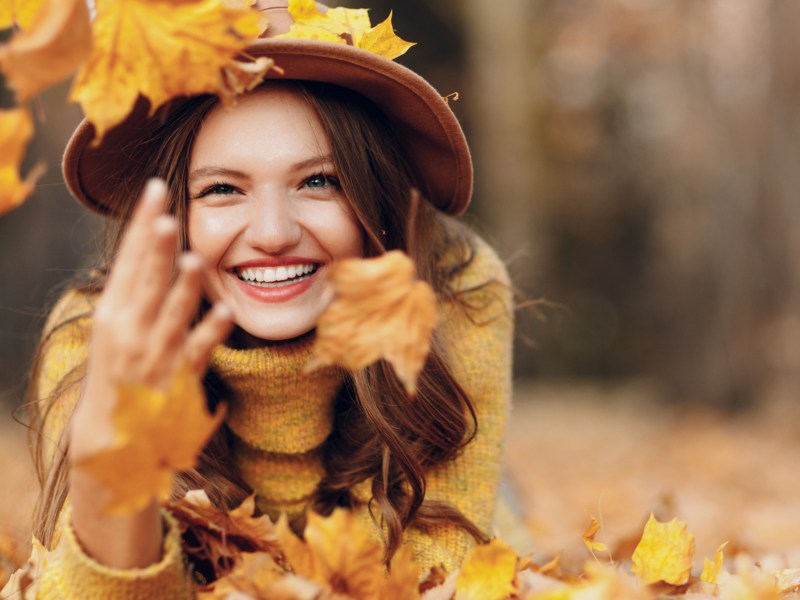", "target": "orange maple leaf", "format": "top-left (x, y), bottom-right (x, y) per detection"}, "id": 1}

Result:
top-left (71, 0), bottom-right (267, 142)
top-left (280, 0), bottom-right (415, 60)
top-left (0, 0), bottom-right (46, 30)
top-left (631, 513), bottom-right (695, 586)
top-left (74, 364), bottom-right (225, 516)
top-left (0, 107), bottom-right (43, 216)
top-left (454, 538), bottom-right (519, 600)
top-left (0, 0), bottom-right (91, 102)
top-left (277, 509), bottom-right (385, 599)
top-left (307, 250), bottom-right (437, 395)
